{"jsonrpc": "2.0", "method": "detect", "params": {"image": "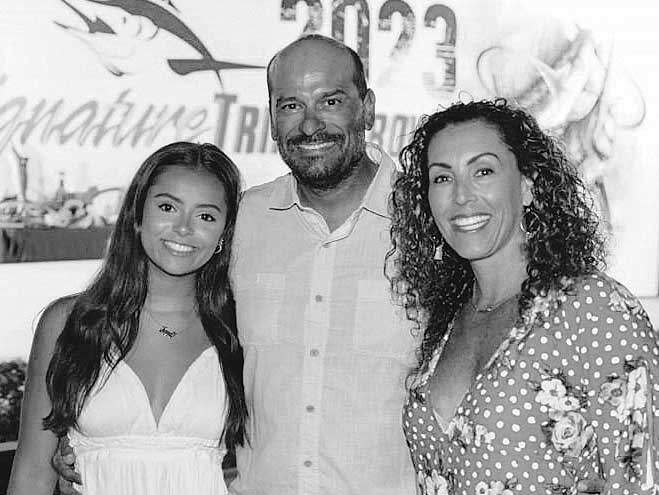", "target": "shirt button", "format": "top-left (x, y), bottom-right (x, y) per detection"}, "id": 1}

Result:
top-left (304, 460), bottom-right (312, 467)
top-left (306, 405), bottom-right (315, 412)
top-left (314, 294), bottom-right (323, 302)
top-left (310, 349), bottom-right (319, 357)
